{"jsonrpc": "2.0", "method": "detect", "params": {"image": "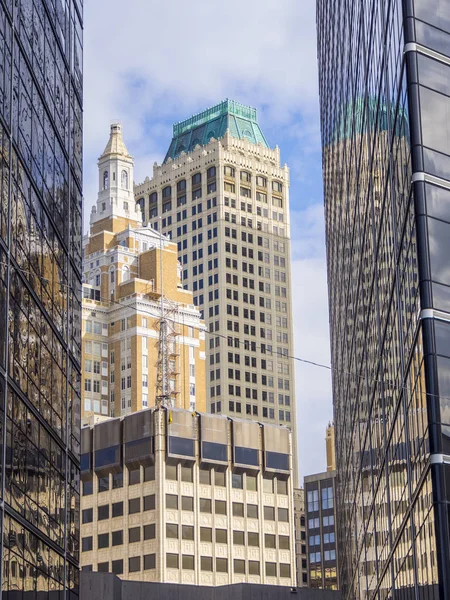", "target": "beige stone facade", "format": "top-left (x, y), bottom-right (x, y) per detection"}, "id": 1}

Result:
top-left (325, 424), bottom-right (336, 472)
top-left (134, 103), bottom-right (297, 481)
top-left (82, 124), bottom-right (206, 421)
top-left (80, 407), bottom-right (296, 587)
